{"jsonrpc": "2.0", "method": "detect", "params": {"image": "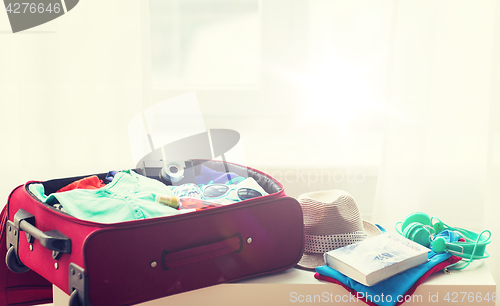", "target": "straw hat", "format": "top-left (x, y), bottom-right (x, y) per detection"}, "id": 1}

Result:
top-left (296, 190), bottom-right (382, 271)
